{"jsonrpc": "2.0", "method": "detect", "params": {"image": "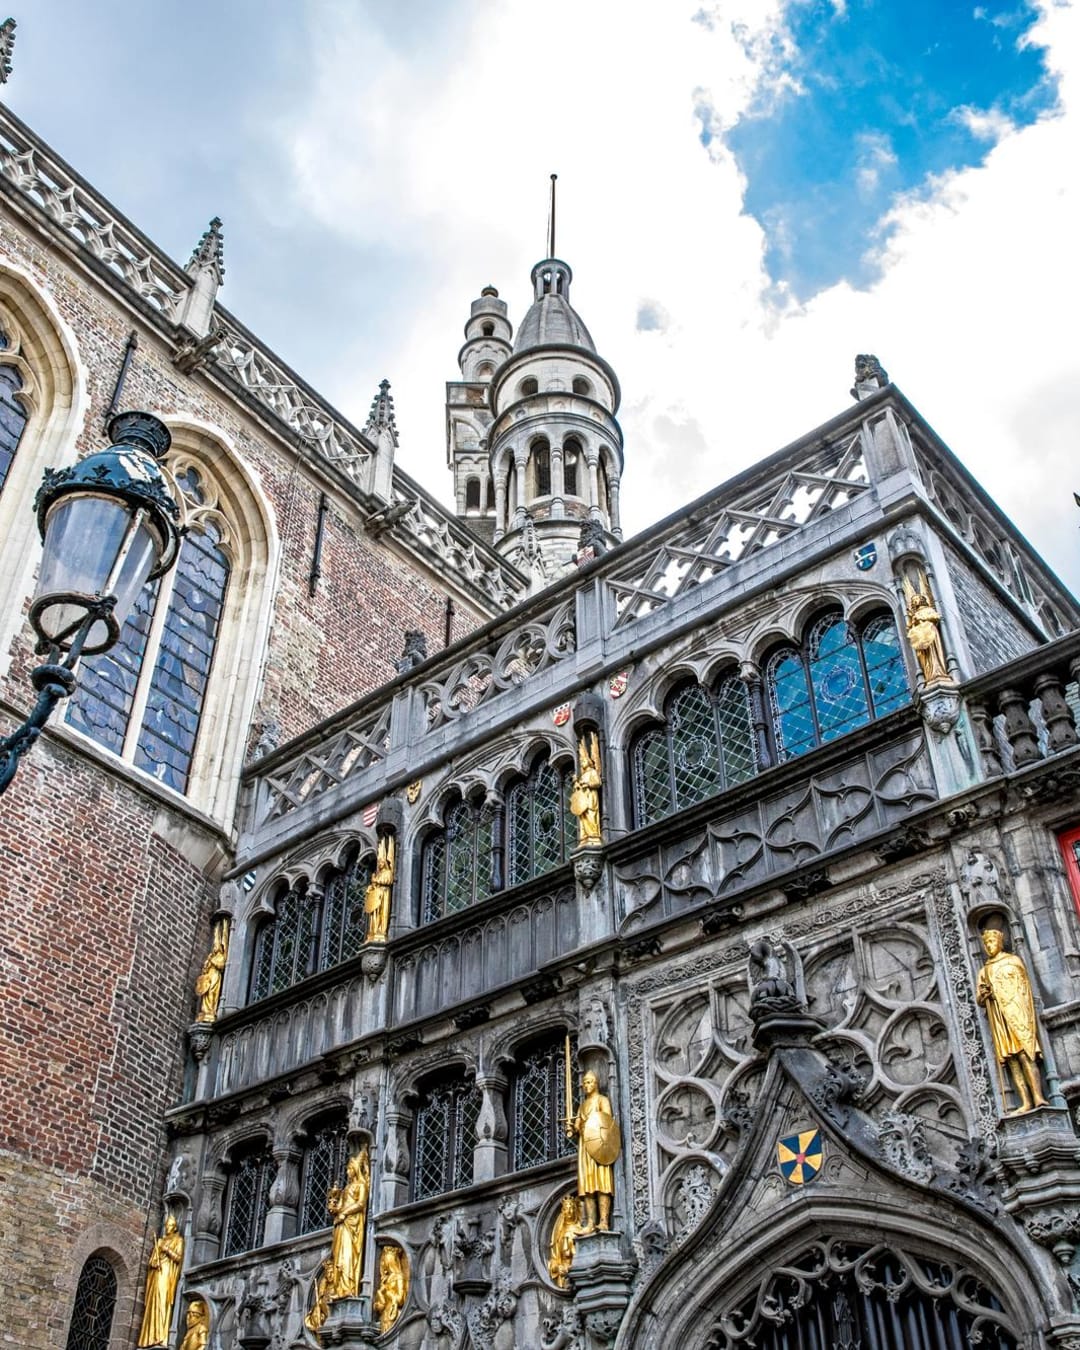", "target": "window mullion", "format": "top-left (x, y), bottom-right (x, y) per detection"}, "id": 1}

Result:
top-left (121, 572), bottom-right (174, 761)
